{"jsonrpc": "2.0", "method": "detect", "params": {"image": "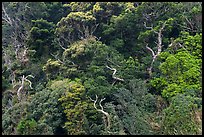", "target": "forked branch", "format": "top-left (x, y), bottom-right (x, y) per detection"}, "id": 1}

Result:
top-left (144, 21), bottom-right (167, 77)
top-left (89, 95), bottom-right (111, 130)
top-left (16, 74), bottom-right (34, 101)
